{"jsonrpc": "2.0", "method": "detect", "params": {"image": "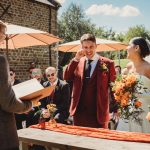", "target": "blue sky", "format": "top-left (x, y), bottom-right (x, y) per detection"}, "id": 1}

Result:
top-left (57, 0), bottom-right (150, 33)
